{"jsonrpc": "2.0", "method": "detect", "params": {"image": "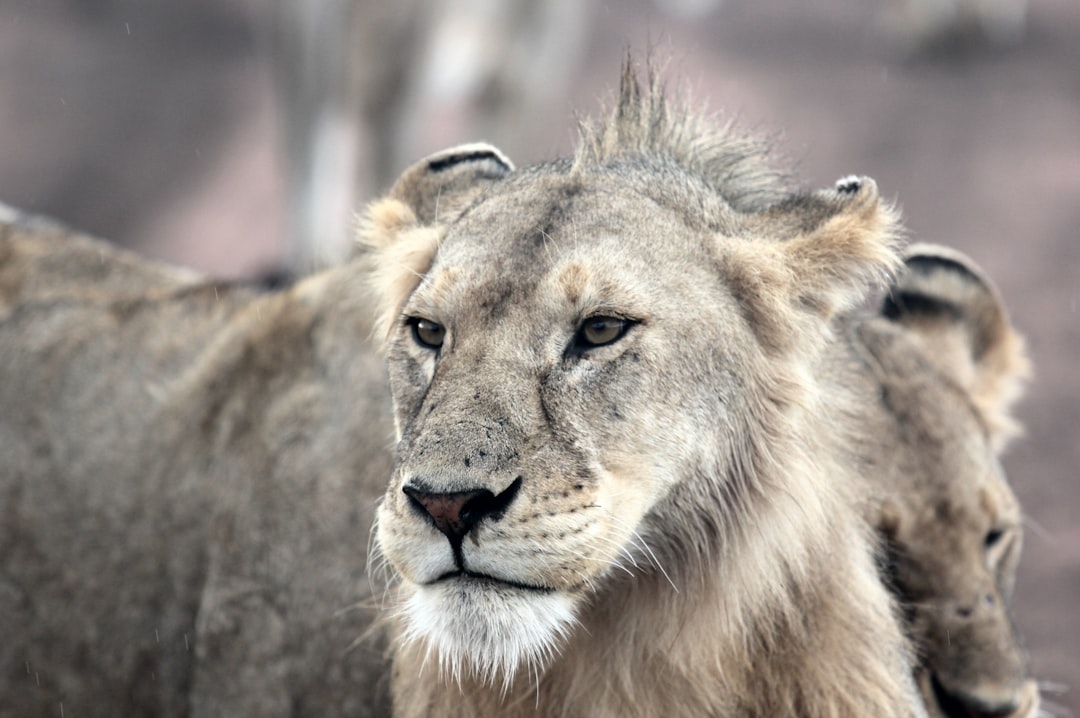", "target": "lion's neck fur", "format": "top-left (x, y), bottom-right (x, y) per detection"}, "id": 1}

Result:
top-left (390, 437), bottom-right (923, 718)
